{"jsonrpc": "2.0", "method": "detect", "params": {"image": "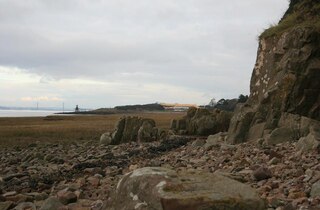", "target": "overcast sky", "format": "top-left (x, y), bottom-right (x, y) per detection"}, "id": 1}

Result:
top-left (0, 0), bottom-right (288, 109)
